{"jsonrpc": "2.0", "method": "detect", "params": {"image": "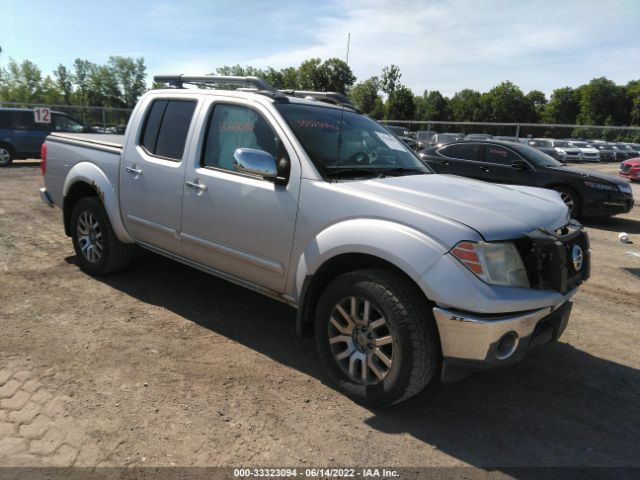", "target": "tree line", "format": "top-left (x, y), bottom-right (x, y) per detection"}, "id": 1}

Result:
top-left (0, 57), bottom-right (147, 109)
top-left (2, 55), bottom-right (639, 136)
